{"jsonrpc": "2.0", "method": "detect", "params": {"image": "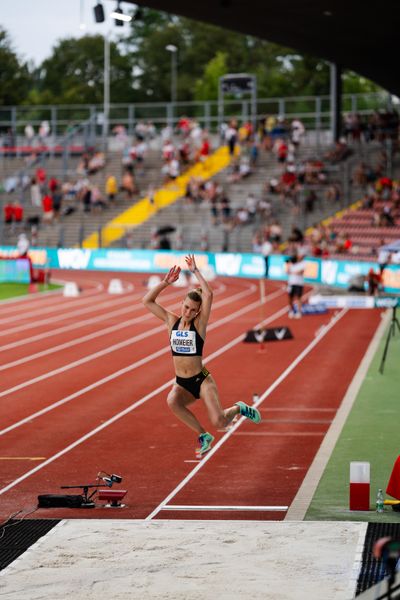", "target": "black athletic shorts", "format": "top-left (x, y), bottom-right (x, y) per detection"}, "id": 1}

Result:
top-left (288, 284), bottom-right (303, 298)
top-left (176, 367), bottom-right (210, 399)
